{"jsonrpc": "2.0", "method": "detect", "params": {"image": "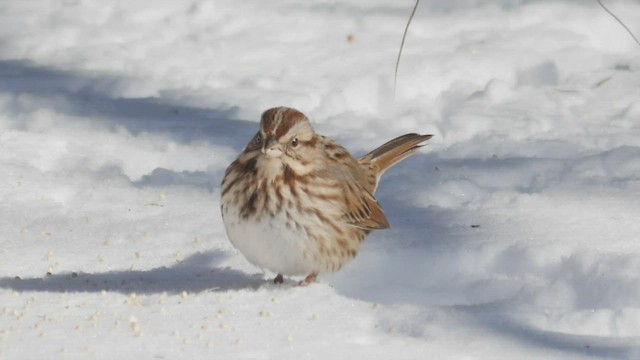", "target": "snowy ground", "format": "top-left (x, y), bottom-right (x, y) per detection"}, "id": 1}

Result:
top-left (1, 0), bottom-right (640, 358)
